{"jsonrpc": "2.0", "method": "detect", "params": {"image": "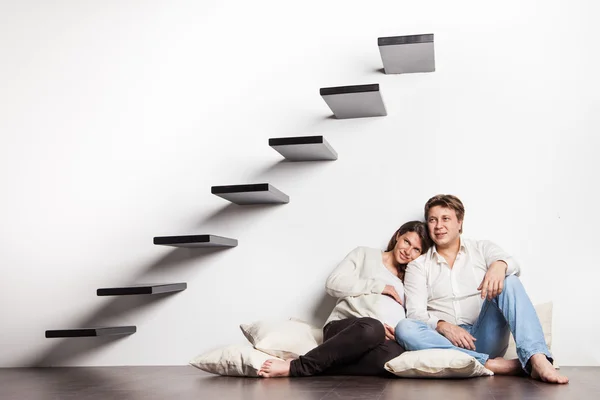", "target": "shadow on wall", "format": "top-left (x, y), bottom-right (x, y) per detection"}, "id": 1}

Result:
top-left (198, 203), bottom-right (286, 230)
top-left (29, 247), bottom-right (225, 367)
top-left (31, 135), bottom-right (341, 366)
top-left (250, 158), bottom-right (336, 182)
top-left (310, 292), bottom-right (339, 327)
